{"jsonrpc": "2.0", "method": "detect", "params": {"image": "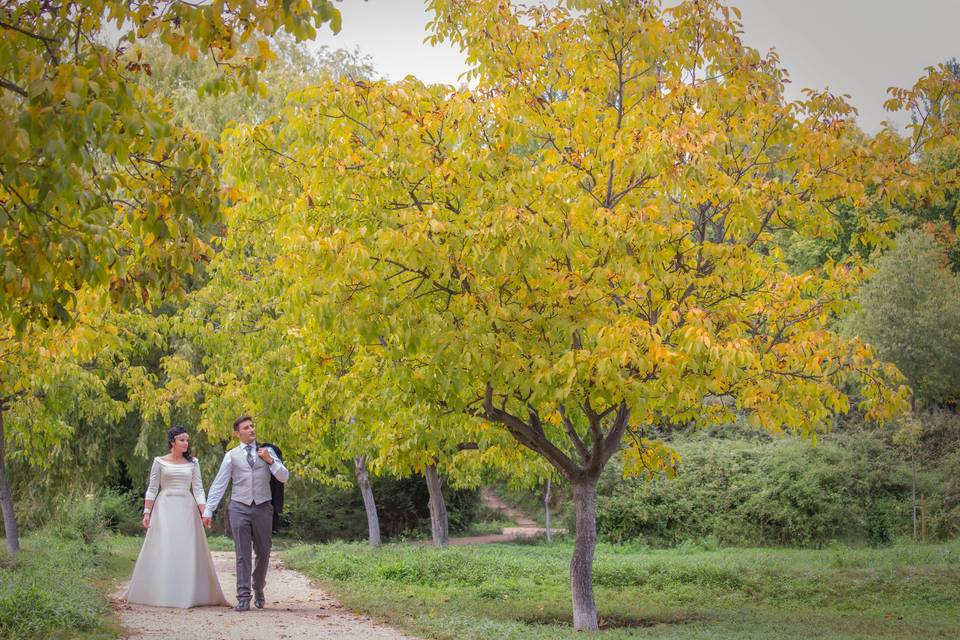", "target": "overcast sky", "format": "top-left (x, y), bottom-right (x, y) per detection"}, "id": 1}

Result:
top-left (311, 0), bottom-right (959, 133)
